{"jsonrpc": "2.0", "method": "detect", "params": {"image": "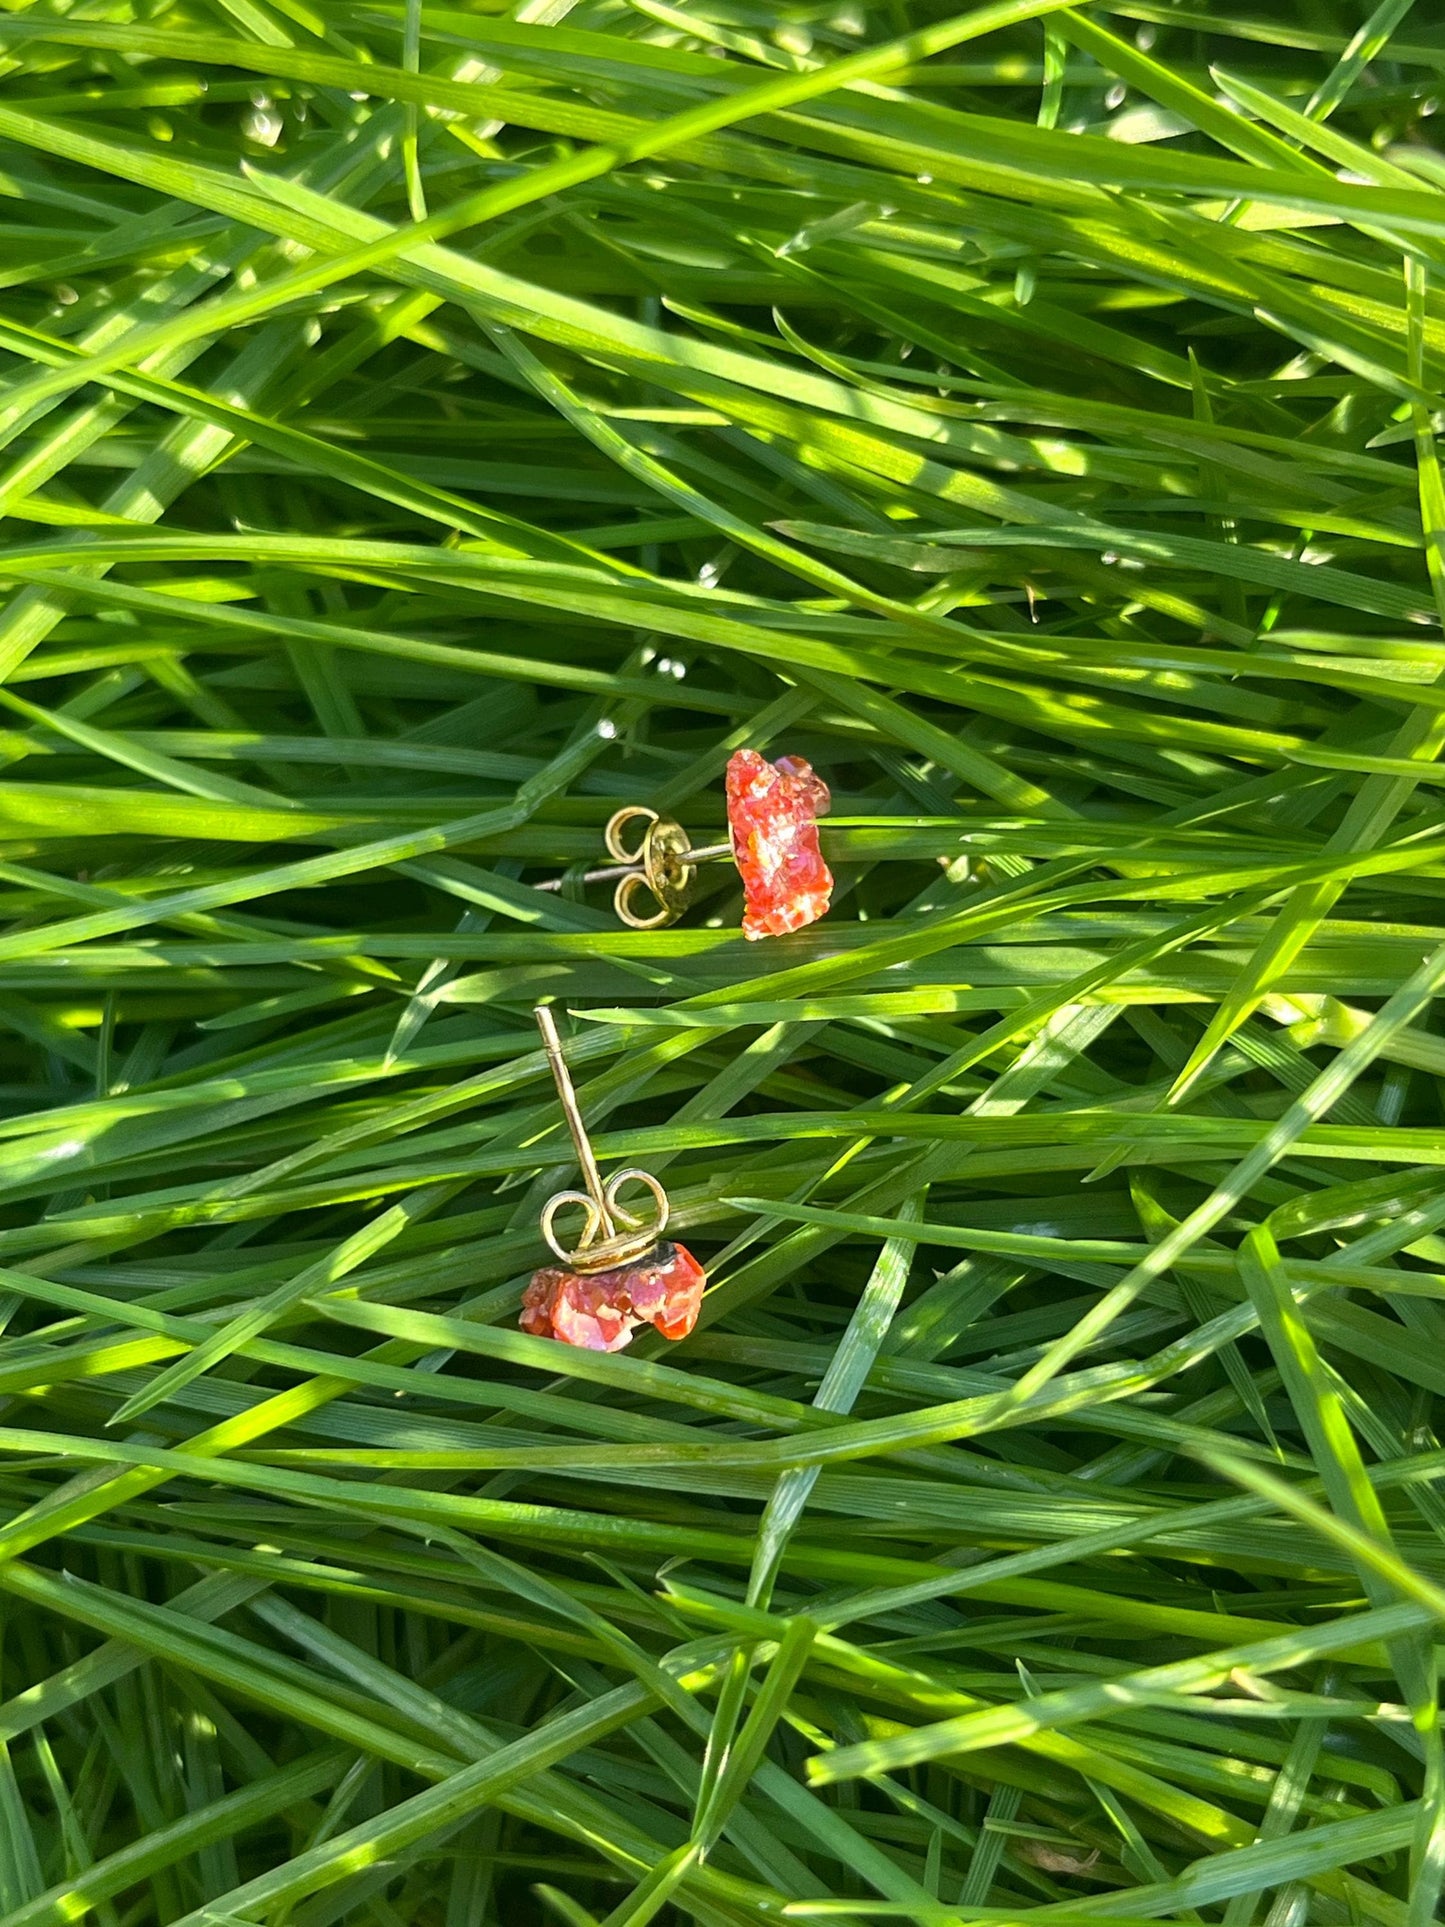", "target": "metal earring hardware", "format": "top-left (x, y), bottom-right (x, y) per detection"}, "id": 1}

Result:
top-left (521, 1005), bottom-right (707, 1351)
top-left (532, 1002), bottom-right (670, 1271)
top-left (534, 806), bottom-right (732, 930)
